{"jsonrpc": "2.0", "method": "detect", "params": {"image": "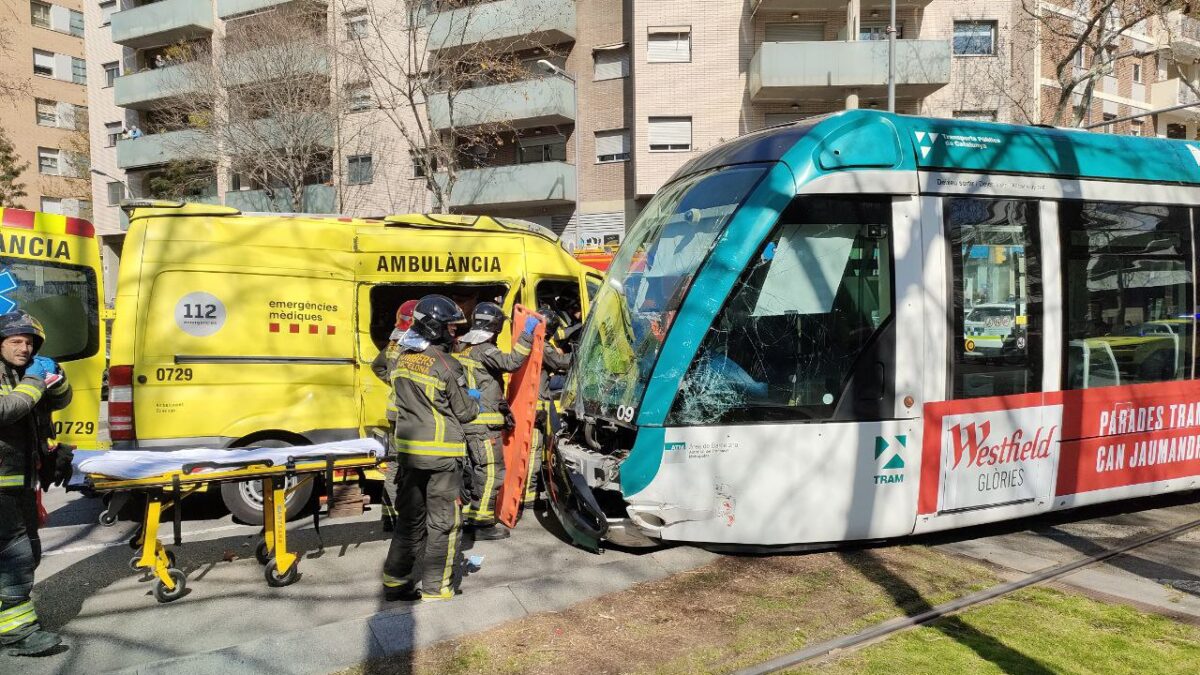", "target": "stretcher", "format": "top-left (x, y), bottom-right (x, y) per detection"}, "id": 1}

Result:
top-left (77, 440), bottom-right (382, 603)
top-left (496, 305), bottom-right (546, 526)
